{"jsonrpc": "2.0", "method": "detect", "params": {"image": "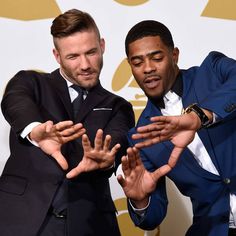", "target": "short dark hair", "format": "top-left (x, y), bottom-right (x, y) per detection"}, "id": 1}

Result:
top-left (51, 9), bottom-right (100, 46)
top-left (125, 20), bottom-right (174, 56)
